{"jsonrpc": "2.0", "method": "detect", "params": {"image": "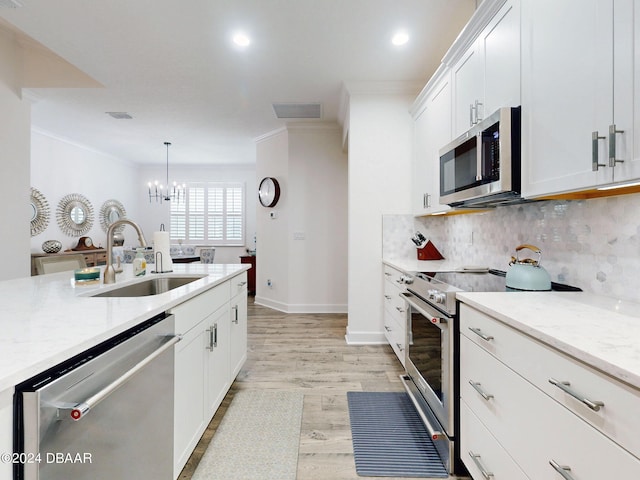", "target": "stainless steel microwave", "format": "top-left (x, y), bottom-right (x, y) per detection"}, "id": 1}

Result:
top-left (439, 106), bottom-right (521, 207)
